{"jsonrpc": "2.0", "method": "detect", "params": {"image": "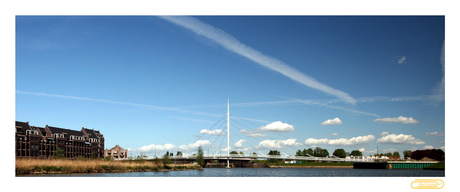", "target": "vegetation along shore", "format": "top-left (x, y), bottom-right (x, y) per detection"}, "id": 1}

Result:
top-left (16, 158), bottom-right (202, 175)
